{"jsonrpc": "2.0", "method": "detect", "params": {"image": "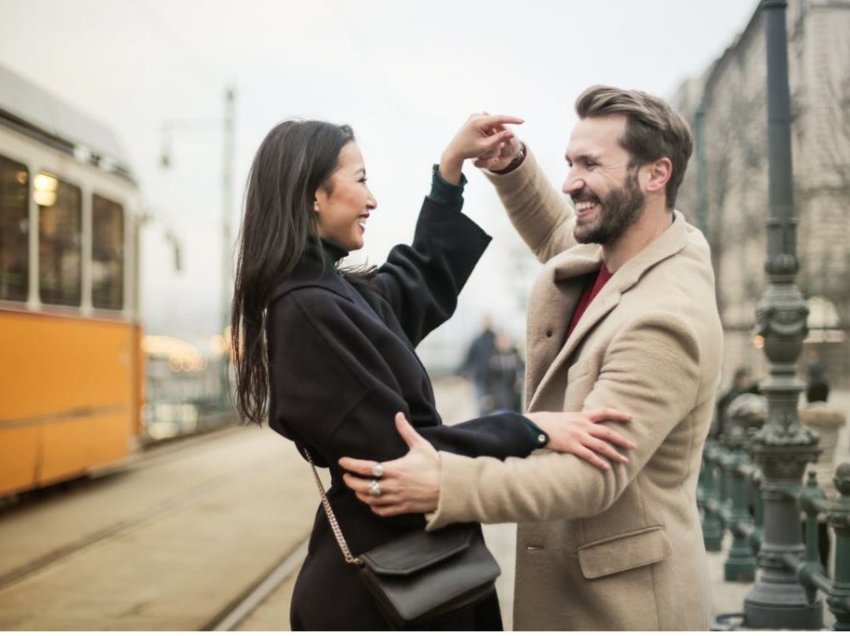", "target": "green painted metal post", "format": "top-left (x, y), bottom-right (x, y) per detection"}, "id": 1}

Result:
top-left (724, 418), bottom-right (757, 581)
top-left (799, 471), bottom-right (827, 605)
top-left (750, 468), bottom-right (765, 551)
top-left (827, 464), bottom-right (850, 629)
top-left (701, 440), bottom-right (725, 551)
